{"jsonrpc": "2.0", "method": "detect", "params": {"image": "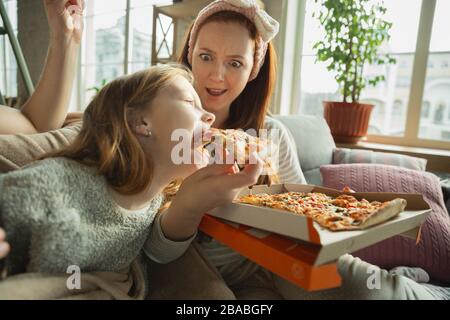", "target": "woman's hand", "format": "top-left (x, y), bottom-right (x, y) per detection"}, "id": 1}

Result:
top-left (0, 228), bottom-right (10, 260)
top-left (161, 157), bottom-right (263, 241)
top-left (44, 0), bottom-right (84, 44)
